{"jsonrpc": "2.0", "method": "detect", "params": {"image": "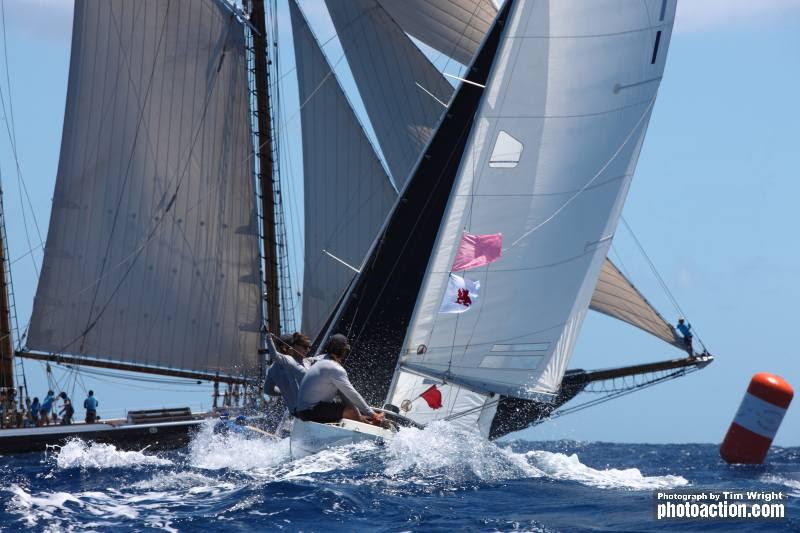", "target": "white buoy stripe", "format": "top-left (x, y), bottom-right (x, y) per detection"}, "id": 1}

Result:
top-left (733, 393), bottom-right (787, 439)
